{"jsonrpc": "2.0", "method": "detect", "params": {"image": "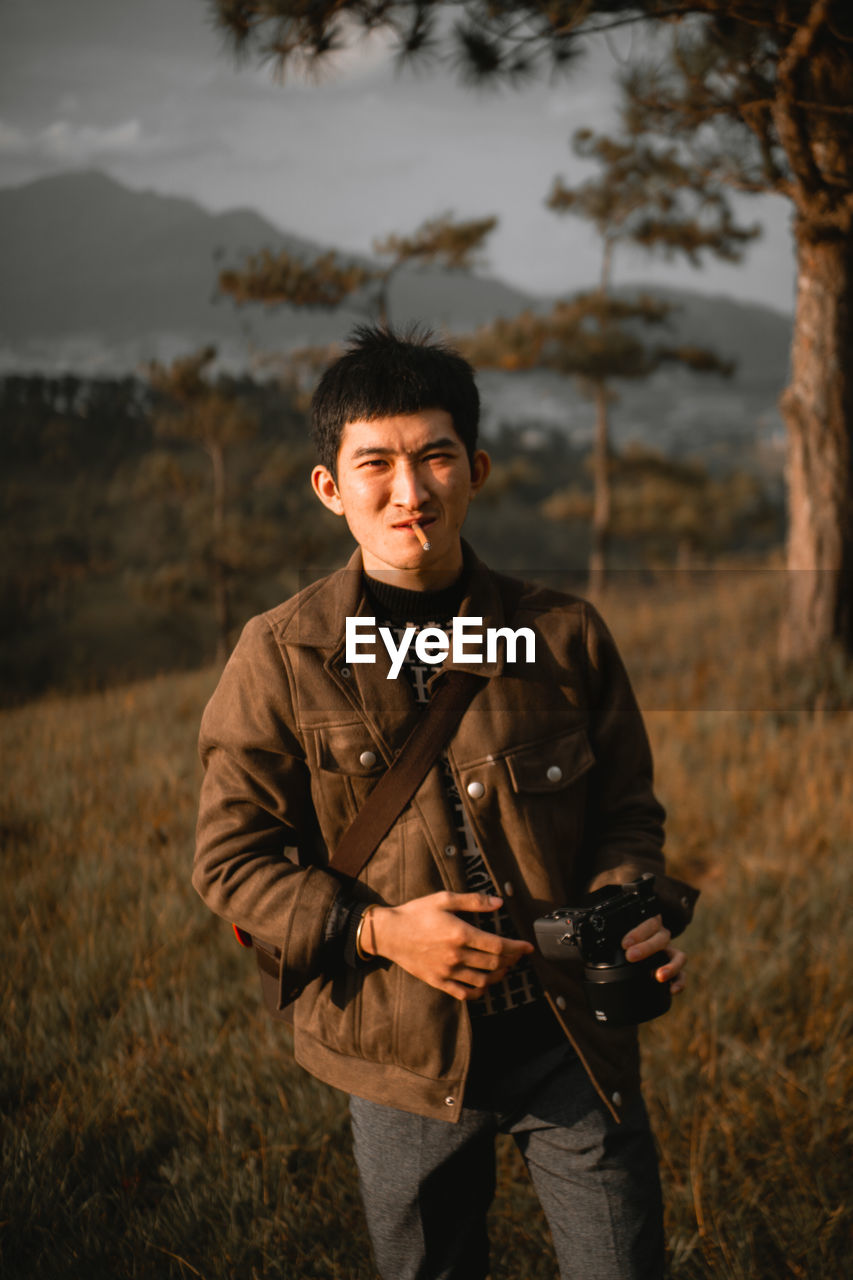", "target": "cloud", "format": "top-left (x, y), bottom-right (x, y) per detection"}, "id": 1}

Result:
top-left (0, 117), bottom-right (165, 163)
top-left (0, 122), bottom-right (28, 154)
top-left (57, 93), bottom-right (82, 115)
top-left (42, 118), bottom-right (147, 157)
